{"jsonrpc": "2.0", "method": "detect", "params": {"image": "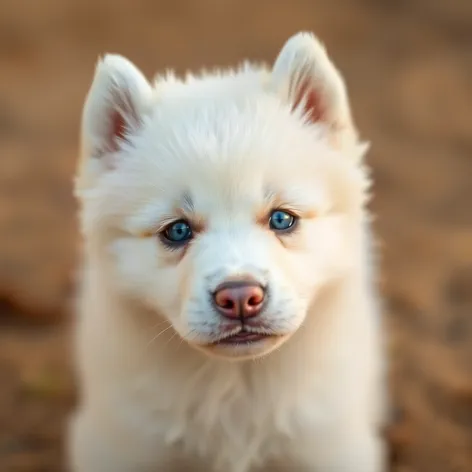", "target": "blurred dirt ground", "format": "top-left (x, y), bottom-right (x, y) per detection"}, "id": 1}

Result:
top-left (0, 0), bottom-right (471, 471)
